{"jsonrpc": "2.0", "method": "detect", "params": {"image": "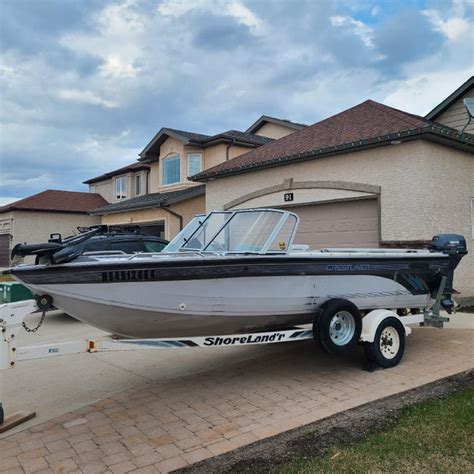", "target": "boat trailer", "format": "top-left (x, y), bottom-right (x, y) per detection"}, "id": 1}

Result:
top-left (0, 277), bottom-right (450, 433)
